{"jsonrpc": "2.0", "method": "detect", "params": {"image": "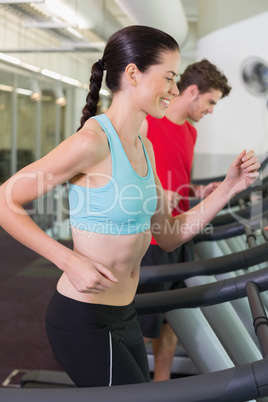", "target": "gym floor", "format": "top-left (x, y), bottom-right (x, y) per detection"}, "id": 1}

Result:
top-left (0, 228), bottom-right (68, 386)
